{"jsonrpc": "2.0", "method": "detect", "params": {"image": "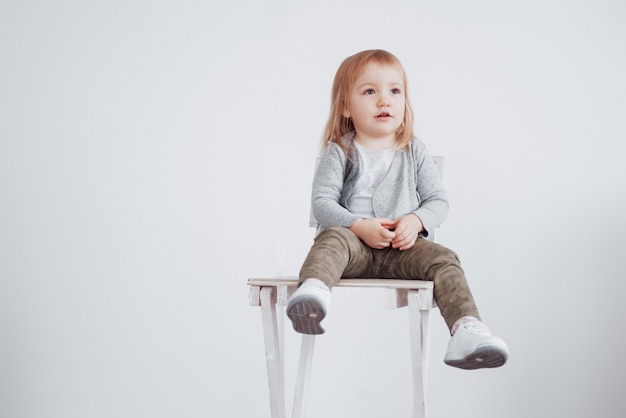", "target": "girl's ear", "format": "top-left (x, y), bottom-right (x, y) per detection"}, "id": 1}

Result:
top-left (341, 101), bottom-right (351, 118)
